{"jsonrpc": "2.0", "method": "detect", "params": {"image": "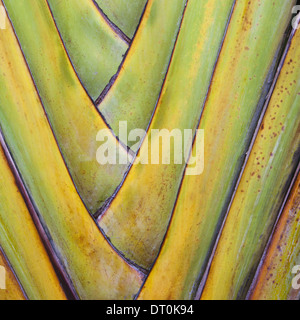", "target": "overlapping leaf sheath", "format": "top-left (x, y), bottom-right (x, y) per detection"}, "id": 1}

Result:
top-left (94, 0), bottom-right (147, 38)
top-left (99, 0), bottom-right (236, 270)
top-left (0, 7), bottom-right (143, 299)
top-left (0, 145), bottom-right (66, 300)
top-left (0, 248), bottom-right (26, 300)
top-left (250, 169), bottom-right (300, 300)
top-left (47, 0), bottom-right (128, 101)
top-left (3, 0), bottom-right (130, 213)
top-left (201, 25), bottom-right (300, 300)
top-left (138, 0), bottom-right (296, 299)
top-left (98, 0), bottom-right (187, 150)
